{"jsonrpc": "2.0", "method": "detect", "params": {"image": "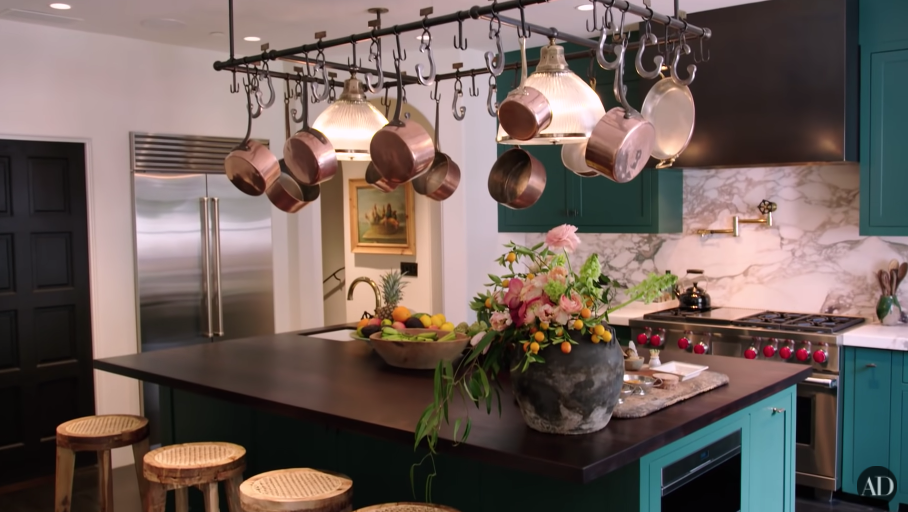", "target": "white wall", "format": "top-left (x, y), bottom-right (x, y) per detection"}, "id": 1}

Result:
top-left (0, 19), bottom-right (322, 467)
